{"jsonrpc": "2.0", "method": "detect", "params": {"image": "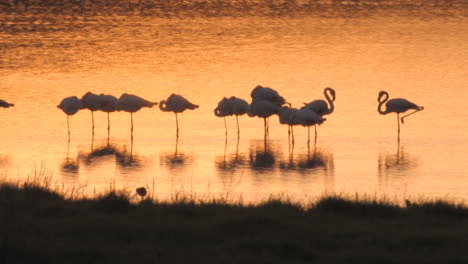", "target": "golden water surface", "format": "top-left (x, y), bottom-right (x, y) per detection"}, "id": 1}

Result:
top-left (1, 6), bottom-right (467, 202)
